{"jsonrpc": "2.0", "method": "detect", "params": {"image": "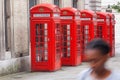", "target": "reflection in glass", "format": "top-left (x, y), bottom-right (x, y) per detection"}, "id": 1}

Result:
top-left (36, 24), bottom-right (39, 35)
top-left (85, 30), bottom-right (89, 34)
top-left (44, 37), bottom-right (48, 42)
top-left (67, 36), bottom-right (70, 40)
top-left (44, 23), bottom-right (48, 29)
top-left (44, 43), bottom-right (48, 48)
top-left (67, 25), bottom-right (70, 29)
top-left (63, 31), bottom-right (67, 35)
top-left (36, 37), bottom-right (39, 42)
top-left (40, 37), bottom-right (44, 42)
top-left (67, 47), bottom-right (70, 57)
top-left (67, 42), bottom-right (70, 46)
top-left (55, 24), bottom-right (61, 60)
top-left (77, 25), bottom-right (80, 29)
top-left (85, 25), bottom-right (89, 29)
top-left (63, 42), bottom-right (67, 46)
top-left (63, 36), bottom-right (67, 41)
top-left (67, 31), bottom-right (70, 35)
top-left (35, 23), bottom-right (48, 62)
top-left (44, 30), bottom-right (47, 35)
top-left (40, 30), bottom-right (44, 35)
top-left (62, 24), bottom-right (71, 58)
